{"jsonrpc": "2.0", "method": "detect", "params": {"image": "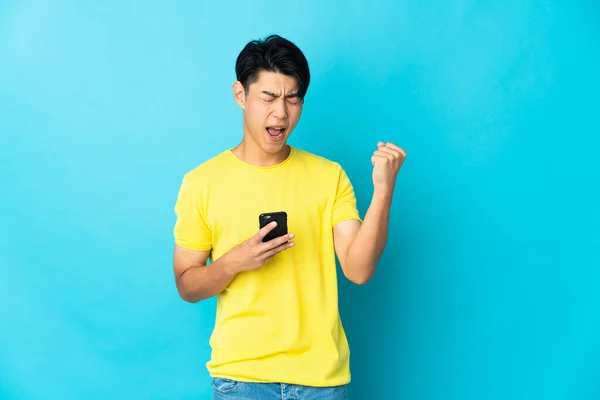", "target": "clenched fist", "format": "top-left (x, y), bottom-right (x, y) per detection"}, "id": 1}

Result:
top-left (371, 142), bottom-right (406, 193)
